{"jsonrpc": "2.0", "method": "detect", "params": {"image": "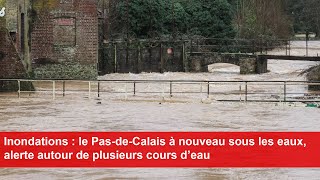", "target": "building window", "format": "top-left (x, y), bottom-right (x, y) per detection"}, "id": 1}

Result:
top-left (10, 32), bottom-right (17, 43)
